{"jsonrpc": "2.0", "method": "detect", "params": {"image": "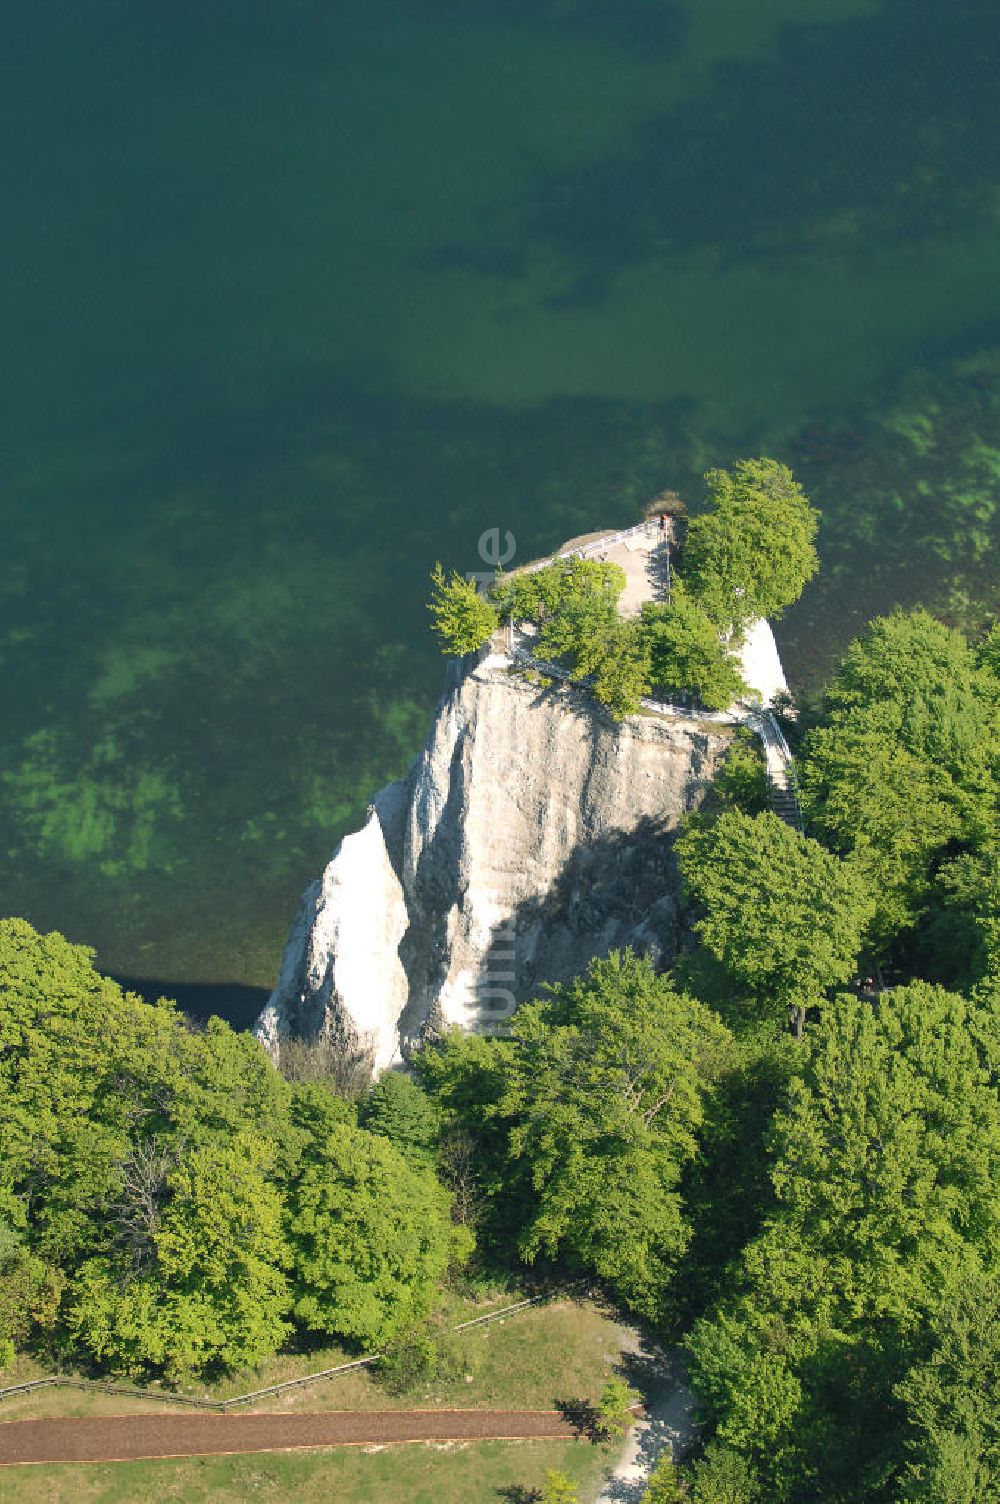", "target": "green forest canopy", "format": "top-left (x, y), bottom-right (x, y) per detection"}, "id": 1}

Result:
top-left (0, 594), bottom-right (997, 1503)
top-left (0, 920), bottom-right (469, 1382)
